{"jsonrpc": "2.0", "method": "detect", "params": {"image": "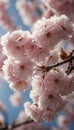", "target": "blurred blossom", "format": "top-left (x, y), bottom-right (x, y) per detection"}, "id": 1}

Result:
top-left (9, 92), bottom-right (22, 107)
